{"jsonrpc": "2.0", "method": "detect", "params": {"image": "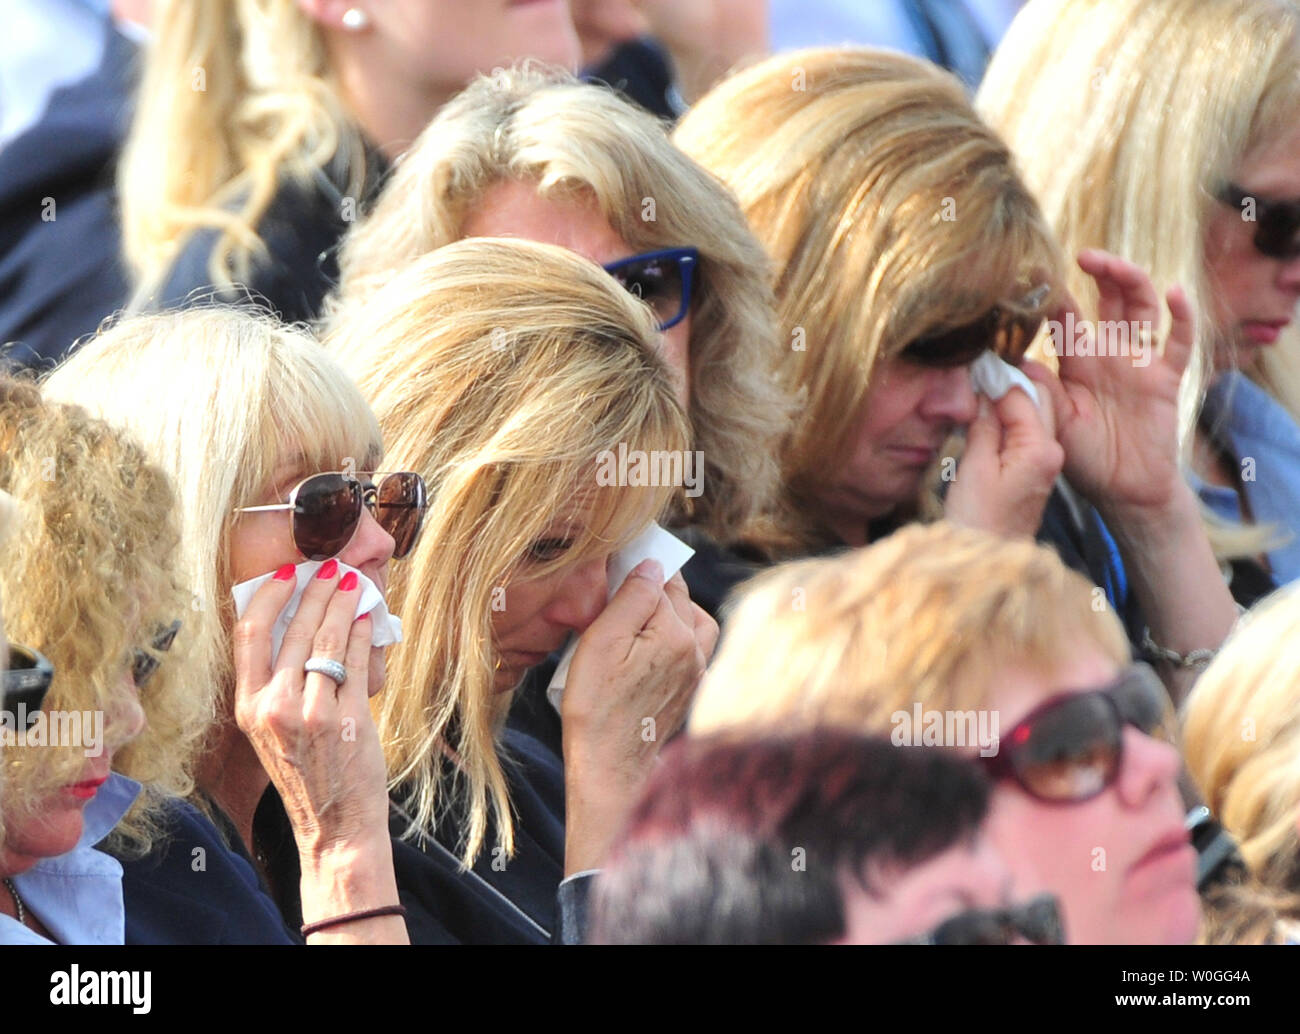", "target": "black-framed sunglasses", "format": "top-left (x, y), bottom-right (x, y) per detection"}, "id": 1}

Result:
top-left (895, 893), bottom-right (1065, 946)
top-left (903, 283), bottom-right (1051, 367)
top-left (602, 247), bottom-right (699, 331)
top-left (234, 471), bottom-right (428, 562)
top-left (131, 619), bottom-right (182, 688)
top-left (1217, 183), bottom-right (1300, 260)
top-left (2, 644), bottom-right (54, 729)
top-left (980, 662), bottom-right (1172, 804)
